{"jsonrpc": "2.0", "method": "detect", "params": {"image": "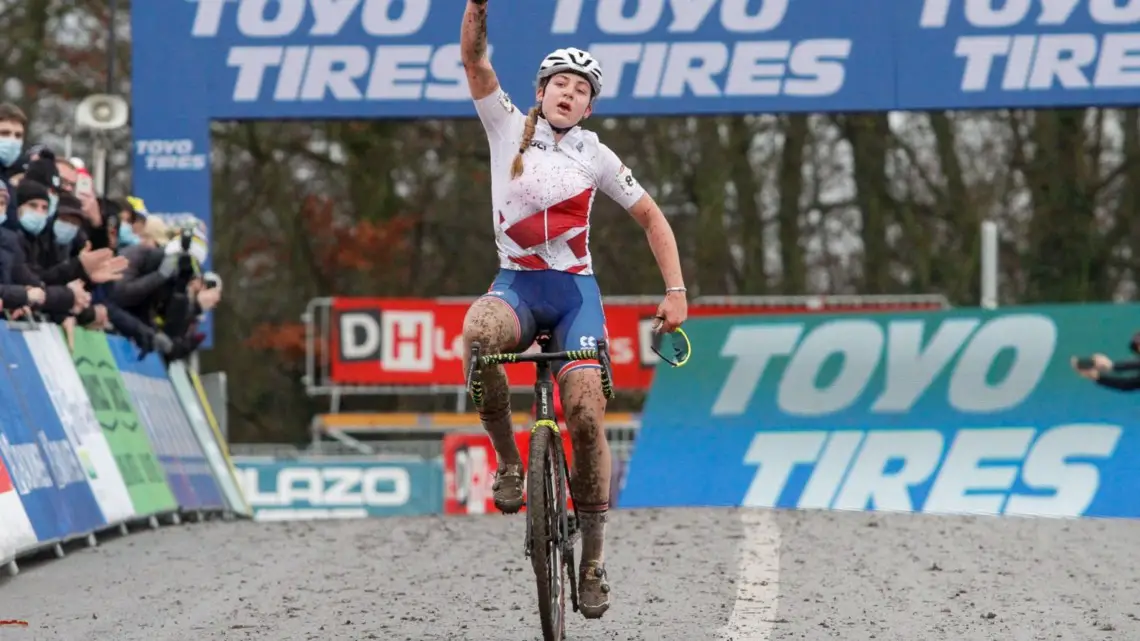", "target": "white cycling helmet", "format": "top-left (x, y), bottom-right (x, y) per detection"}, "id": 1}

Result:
top-left (536, 47), bottom-right (603, 98)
